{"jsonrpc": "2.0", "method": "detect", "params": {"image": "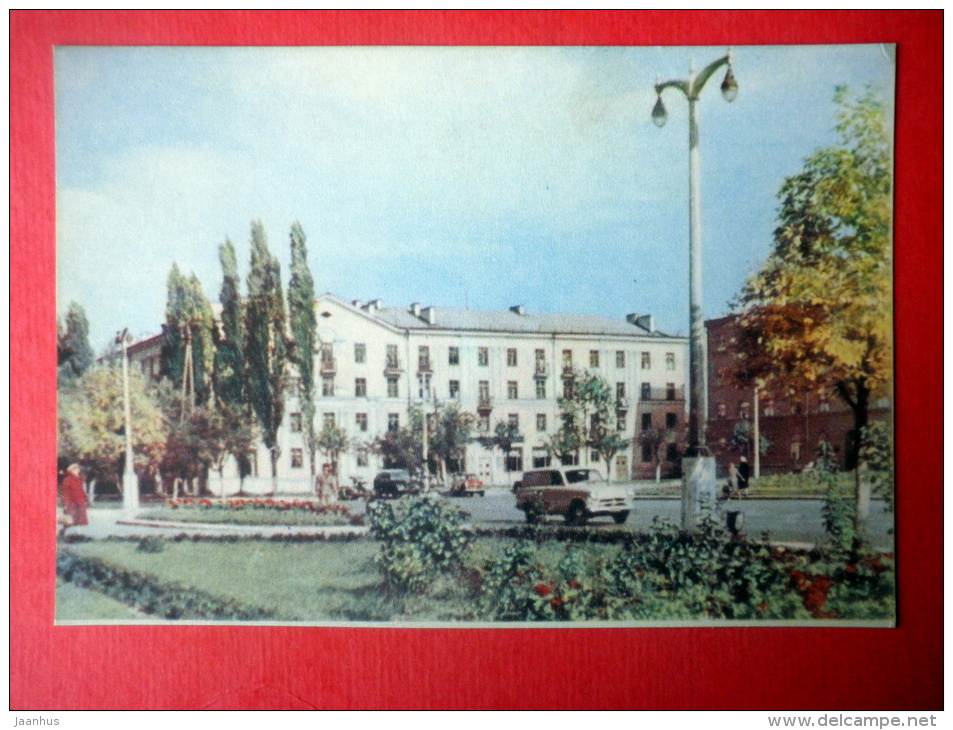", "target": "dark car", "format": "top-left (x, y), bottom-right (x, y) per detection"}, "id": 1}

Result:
top-left (372, 469), bottom-right (422, 498)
